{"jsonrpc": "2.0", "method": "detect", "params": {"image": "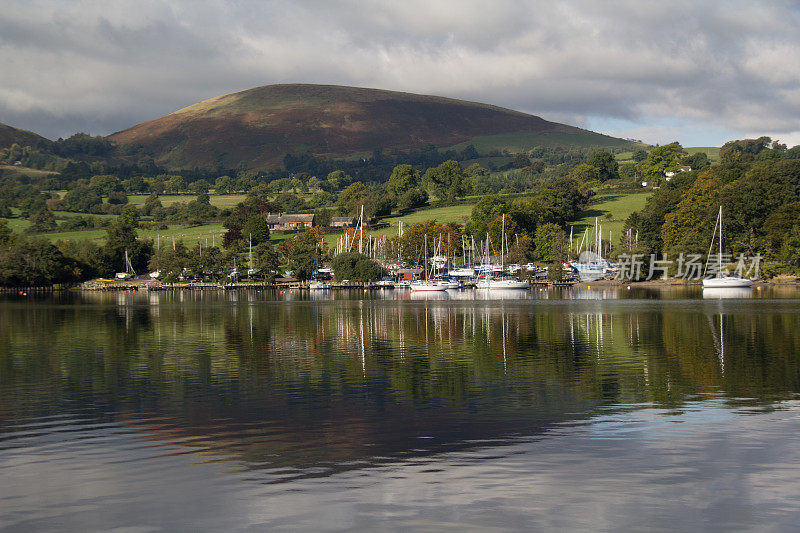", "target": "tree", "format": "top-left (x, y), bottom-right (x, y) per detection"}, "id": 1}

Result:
top-left (283, 228), bottom-right (325, 281)
top-left (465, 196), bottom-right (507, 237)
top-left (215, 175), bottom-right (233, 194)
top-left (60, 186), bottom-right (102, 213)
top-left (397, 220), bottom-right (462, 265)
top-left (142, 194), bottom-right (163, 216)
top-left (637, 142), bottom-right (686, 180)
top-left (107, 191), bottom-right (128, 205)
top-left (363, 193), bottom-right (396, 220)
top-left (104, 207), bottom-right (152, 275)
top-left (423, 160), bottom-right (471, 202)
top-left (661, 173), bottom-right (721, 254)
top-left (0, 238), bottom-right (76, 286)
top-left (619, 163), bottom-right (637, 178)
top-left (719, 137), bottom-right (772, 164)
top-left (387, 164), bottom-right (421, 198)
top-left (587, 151), bottom-right (619, 181)
top-left (290, 178), bottom-right (306, 193)
top-left (253, 242), bottom-right (280, 280)
top-left (533, 223), bottom-right (566, 263)
top-left (398, 188), bottom-right (429, 211)
top-left (166, 175), bottom-right (188, 193)
top-left (763, 202), bottom-right (800, 257)
top-left (120, 176), bottom-right (145, 193)
top-left (242, 215), bottom-right (271, 246)
top-left (567, 163), bottom-right (600, 184)
top-left (0, 219), bottom-right (15, 247)
top-left (191, 179), bottom-right (211, 194)
top-left (488, 214), bottom-right (522, 245)
top-left (27, 209), bottom-right (57, 233)
top-left (785, 145), bottom-right (800, 160)
top-left (780, 223), bottom-right (800, 267)
top-left (512, 153), bottom-right (532, 169)
top-left (632, 149), bottom-right (648, 163)
top-left (326, 170), bottom-right (353, 190)
top-left (89, 175), bottom-right (119, 195)
top-left (148, 241), bottom-right (190, 281)
top-left (507, 234), bottom-right (534, 266)
top-left (338, 182), bottom-right (367, 215)
top-left (331, 252), bottom-right (384, 282)
top-left (681, 152), bottom-right (710, 171)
